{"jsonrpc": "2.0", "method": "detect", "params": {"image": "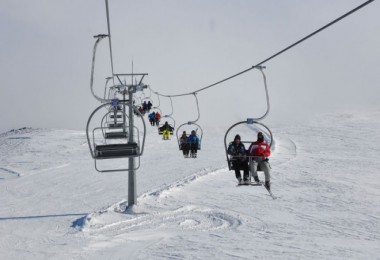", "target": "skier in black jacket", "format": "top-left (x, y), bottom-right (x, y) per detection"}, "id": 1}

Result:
top-left (227, 134), bottom-right (250, 184)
